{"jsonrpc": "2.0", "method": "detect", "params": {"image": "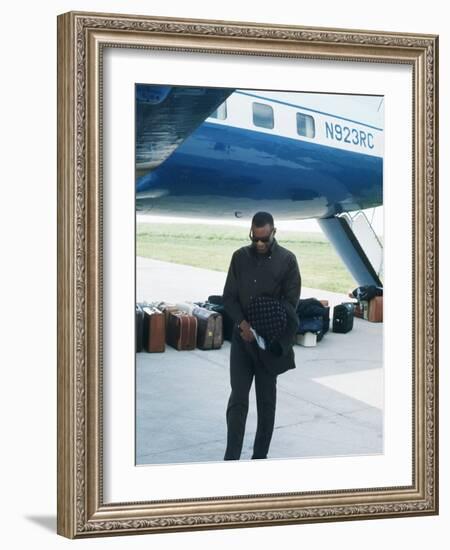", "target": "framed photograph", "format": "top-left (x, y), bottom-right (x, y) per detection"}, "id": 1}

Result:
top-left (57, 11), bottom-right (439, 538)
